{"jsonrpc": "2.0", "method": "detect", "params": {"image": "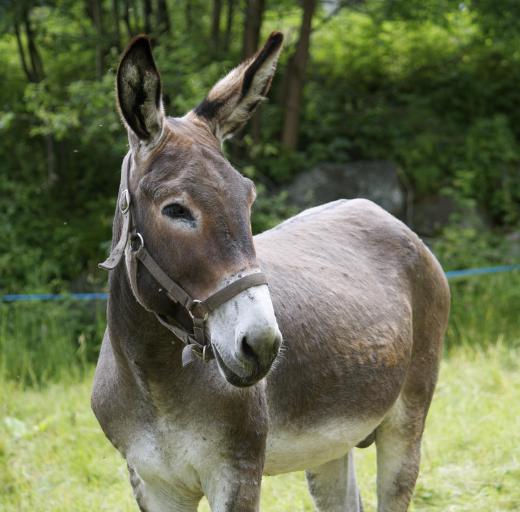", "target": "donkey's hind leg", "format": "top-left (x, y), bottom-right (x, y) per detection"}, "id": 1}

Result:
top-left (374, 396), bottom-right (428, 512)
top-left (306, 451), bottom-right (363, 512)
